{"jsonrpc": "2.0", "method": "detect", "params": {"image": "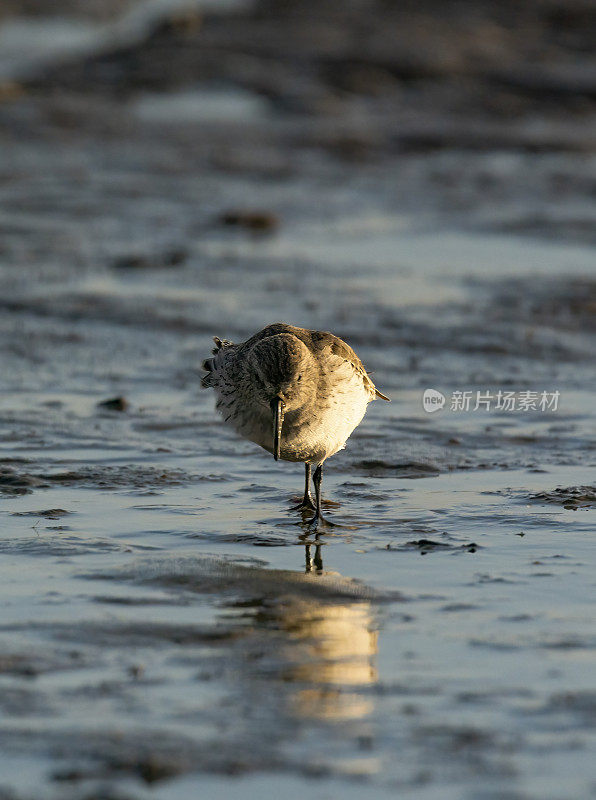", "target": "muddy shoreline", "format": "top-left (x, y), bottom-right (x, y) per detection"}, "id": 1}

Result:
top-left (0, 1), bottom-right (595, 798)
